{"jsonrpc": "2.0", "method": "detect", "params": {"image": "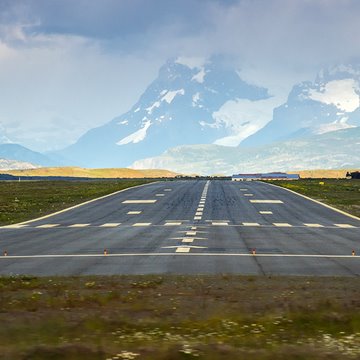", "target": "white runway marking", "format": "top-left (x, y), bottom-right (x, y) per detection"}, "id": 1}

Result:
top-left (176, 247), bottom-right (190, 253)
top-left (240, 189), bottom-right (248, 191)
top-left (182, 238), bottom-right (194, 243)
top-left (156, 194), bottom-right (165, 197)
top-left (334, 224), bottom-right (355, 228)
top-left (122, 200), bottom-right (157, 204)
top-left (273, 223), bottom-right (292, 227)
top-left (244, 194), bottom-right (254, 196)
top-left (304, 223), bottom-right (323, 228)
top-left (2, 253), bottom-right (358, 259)
top-left (212, 222), bottom-right (229, 226)
top-left (3, 224), bottom-right (28, 229)
top-left (36, 224), bottom-right (60, 228)
top-left (127, 211), bottom-right (142, 215)
top-left (250, 200), bottom-right (284, 204)
top-left (100, 223), bottom-right (121, 227)
top-left (195, 212), bottom-right (203, 216)
top-left (132, 223), bottom-right (151, 227)
top-left (186, 231), bottom-right (197, 236)
top-left (259, 211), bottom-right (273, 214)
top-left (194, 216), bottom-right (202, 220)
top-left (164, 222), bottom-right (182, 226)
top-left (164, 189), bottom-right (172, 192)
top-left (69, 224), bottom-right (90, 228)
top-left (242, 222), bottom-right (260, 227)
